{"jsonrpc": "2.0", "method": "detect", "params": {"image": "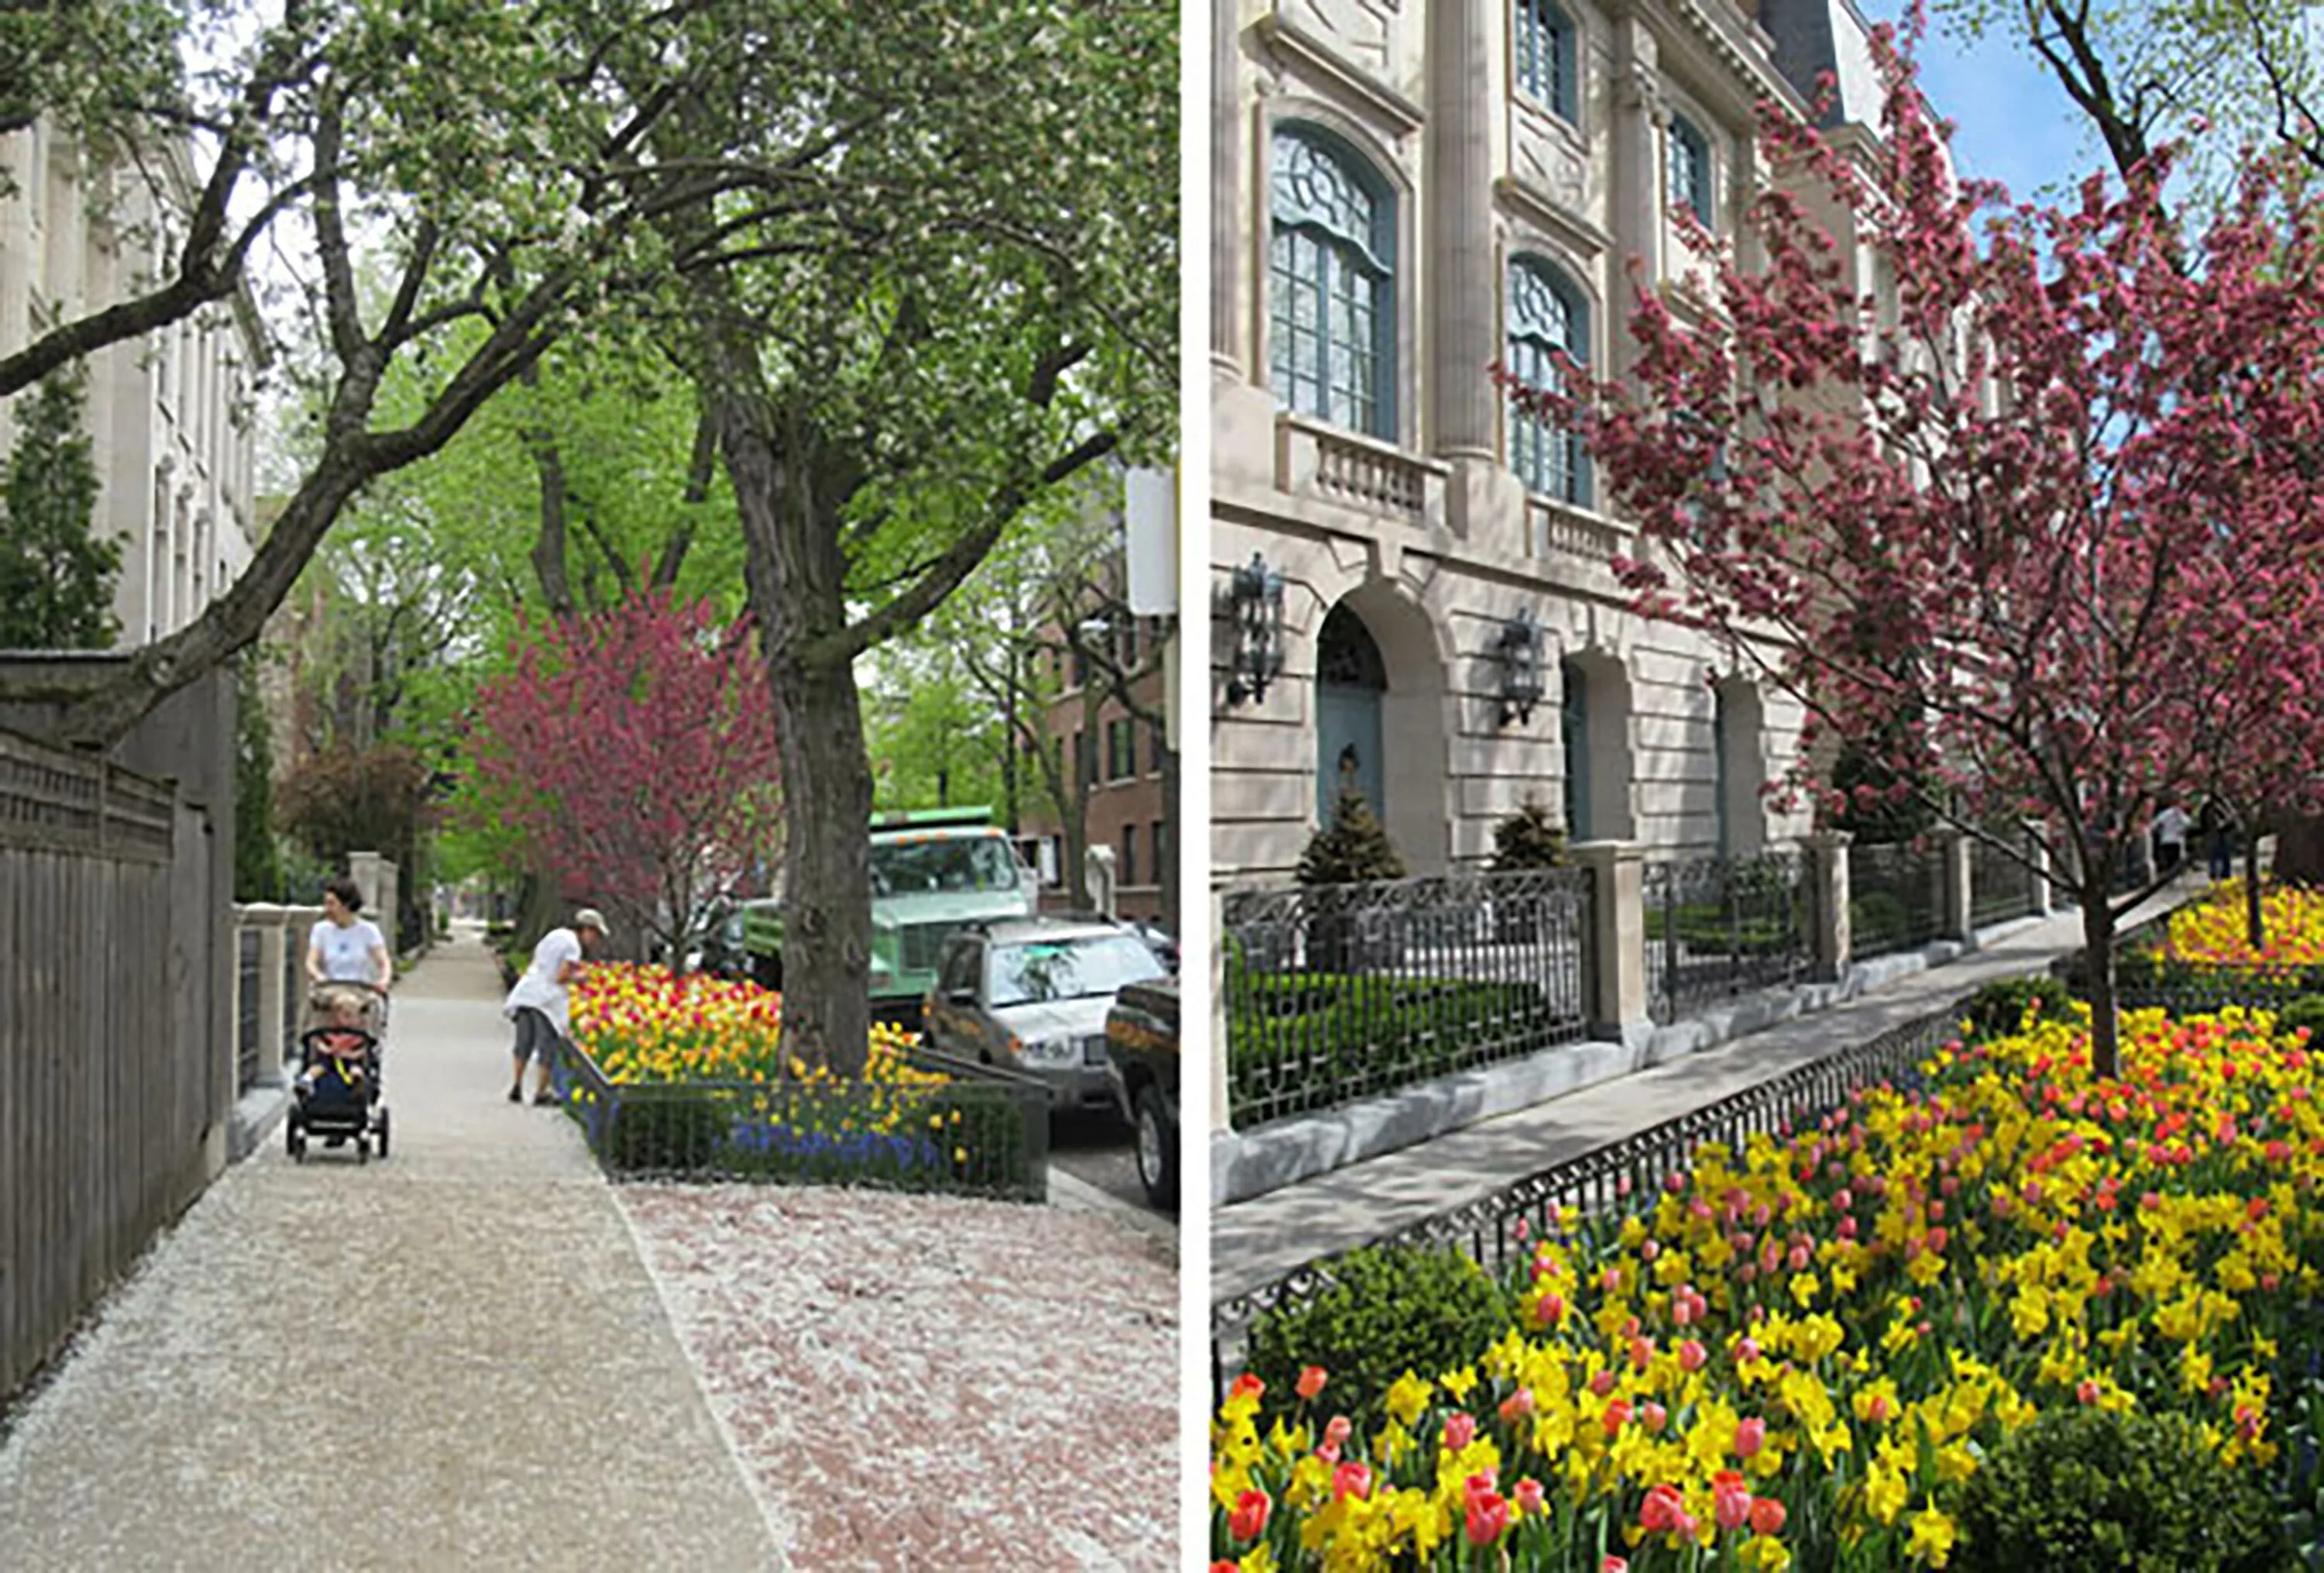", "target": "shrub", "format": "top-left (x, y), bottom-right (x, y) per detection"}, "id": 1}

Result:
top-left (1962, 975), bottom-right (2053, 1042)
top-left (1848, 890), bottom-right (1913, 951)
top-left (1243, 1244), bottom-right (1510, 1421)
top-left (2275, 993), bottom-right (2324, 1045)
top-left (602, 1092), bottom-right (731, 1173)
top-left (1490, 798), bottom-right (1568, 871)
top-left (1953, 1406), bottom-right (2288, 1573)
top-left (1298, 786), bottom-right (1405, 886)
